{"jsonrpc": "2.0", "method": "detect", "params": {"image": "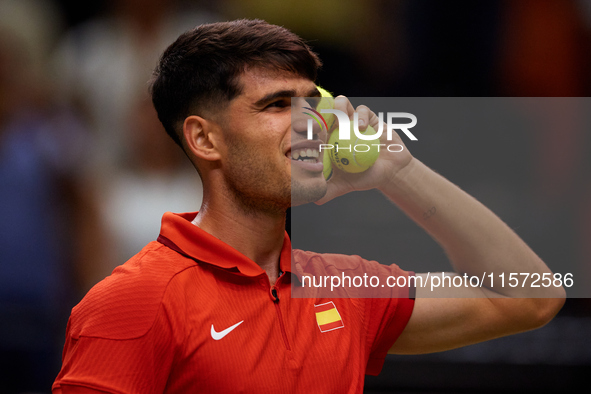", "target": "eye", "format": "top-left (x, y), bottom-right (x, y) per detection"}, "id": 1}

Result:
top-left (306, 97), bottom-right (321, 109)
top-left (265, 98), bottom-right (290, 110)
